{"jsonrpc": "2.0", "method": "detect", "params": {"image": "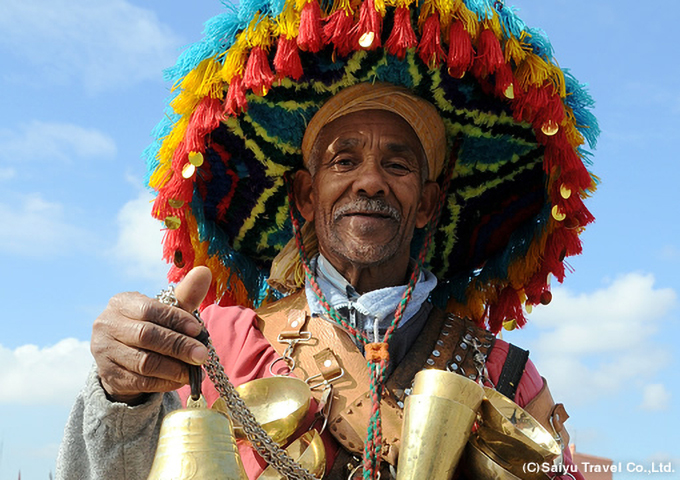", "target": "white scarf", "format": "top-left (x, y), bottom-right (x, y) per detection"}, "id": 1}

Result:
top-left (305, 254), bottom-right (437, 342)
